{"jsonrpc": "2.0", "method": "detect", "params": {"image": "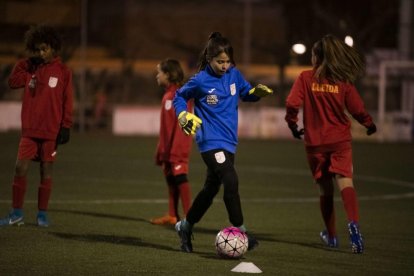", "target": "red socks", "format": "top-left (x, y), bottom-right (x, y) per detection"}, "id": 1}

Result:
top-left (178, 182), bottom-right (191, 215)
top-left (12, 176), bottom-right (27, 209)
top-left (12, 176), bottom-right (53, 211)
top-left (168, 184), bottom-right (179, 218)
top-left (167, 182), bottom-right (192, 218)
top-left (38, 178), bottom-right (52, 211)
top-left (319, 195), bottom-right (336, 237)
top-left (320, 187), bottom-right (359, 237)
top-left (341, 187), bottom-right (359, 223)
